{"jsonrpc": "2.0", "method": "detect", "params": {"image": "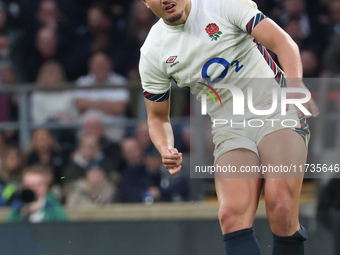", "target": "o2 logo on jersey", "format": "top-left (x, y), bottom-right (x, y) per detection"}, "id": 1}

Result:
top-left (197, 57), bottom-right (244, 108)
top-left (201, 57), bottom-right (244, 84)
